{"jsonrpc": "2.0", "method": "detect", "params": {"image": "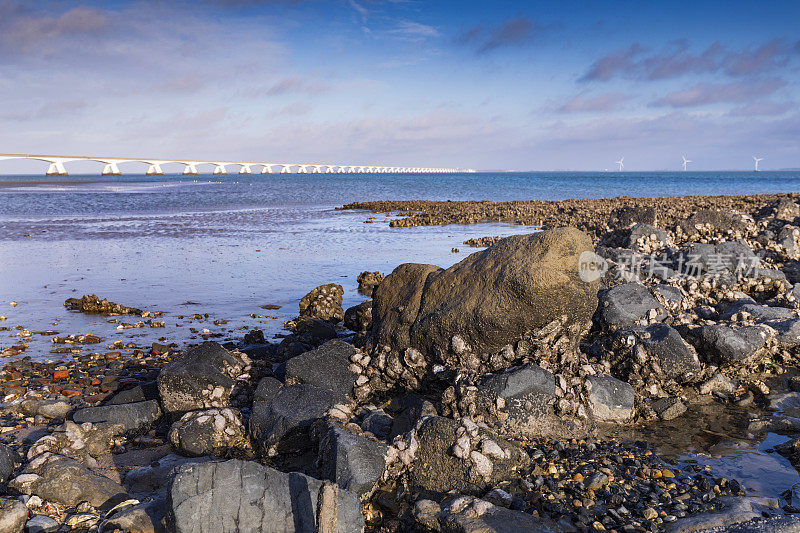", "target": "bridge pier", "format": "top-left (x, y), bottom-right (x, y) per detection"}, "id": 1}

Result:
top-left (298, 165), bottom-right (308, 174)
top-left (147, 163), bottom-right (164, 175)
top-left (214, 163), bottom-right (227, 175)
top-left (46, 162), bottom-right (68, 176)
top-left (102, 162), bottom-right (121, 176)
top-left (239, 164), bottom-right (252, 174)
top-left (312, 165), bottom-right (323, 174)
top-left (281, 165), bottom-right (292, 173)
top-left (183, 163), bottom-right (199, 175)
top-left (261, 165), bottom-right (273, 174)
